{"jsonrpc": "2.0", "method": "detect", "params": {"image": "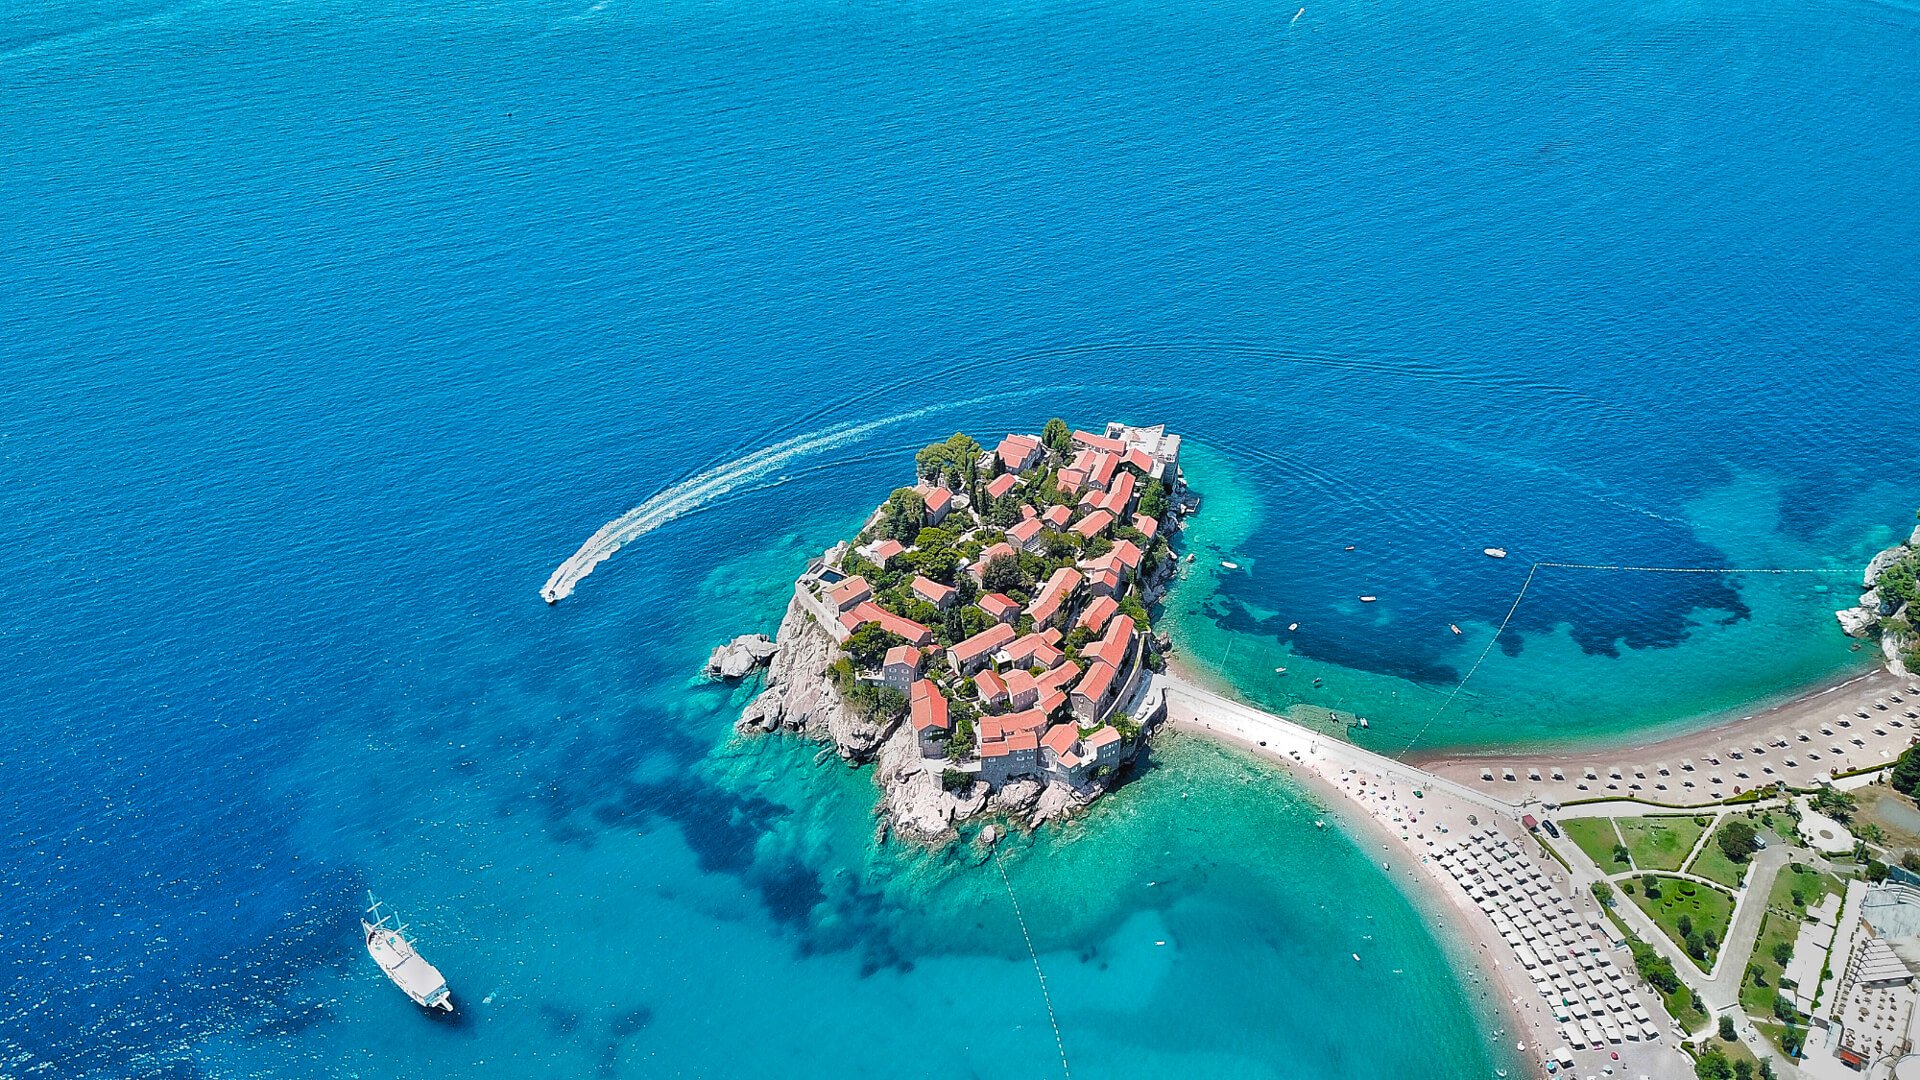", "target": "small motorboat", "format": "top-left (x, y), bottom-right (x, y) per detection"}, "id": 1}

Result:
top-left (1274, 666), bottom-right (1287, 674)
top-left (1343, 545), bottom-right (1355, 551)
top-left (1288, 622), bottom-right (1298, 631)
top-left (1220, 560), bottom-right (1240, 570)
top-left (1450, 624), bottom-right (1462, 635)
top-left (1360, 595), bottom-right (1377, 602)
top-left (1484, 547), bottom-right (1507, 559)
top-left (1352, 953), bottom-right (1361, 963)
